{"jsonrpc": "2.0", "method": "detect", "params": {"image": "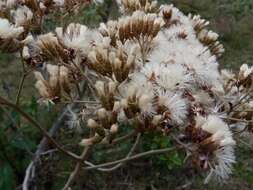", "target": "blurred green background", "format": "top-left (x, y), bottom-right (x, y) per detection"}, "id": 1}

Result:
top-left (0, 0), bottom-right (253, 189)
